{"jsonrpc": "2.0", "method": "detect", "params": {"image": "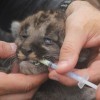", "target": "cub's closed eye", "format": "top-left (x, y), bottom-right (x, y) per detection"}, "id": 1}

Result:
top-left (44, 38), bottom-right (53, 45)
top-left (20, 34), bottom-right (29, 39)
